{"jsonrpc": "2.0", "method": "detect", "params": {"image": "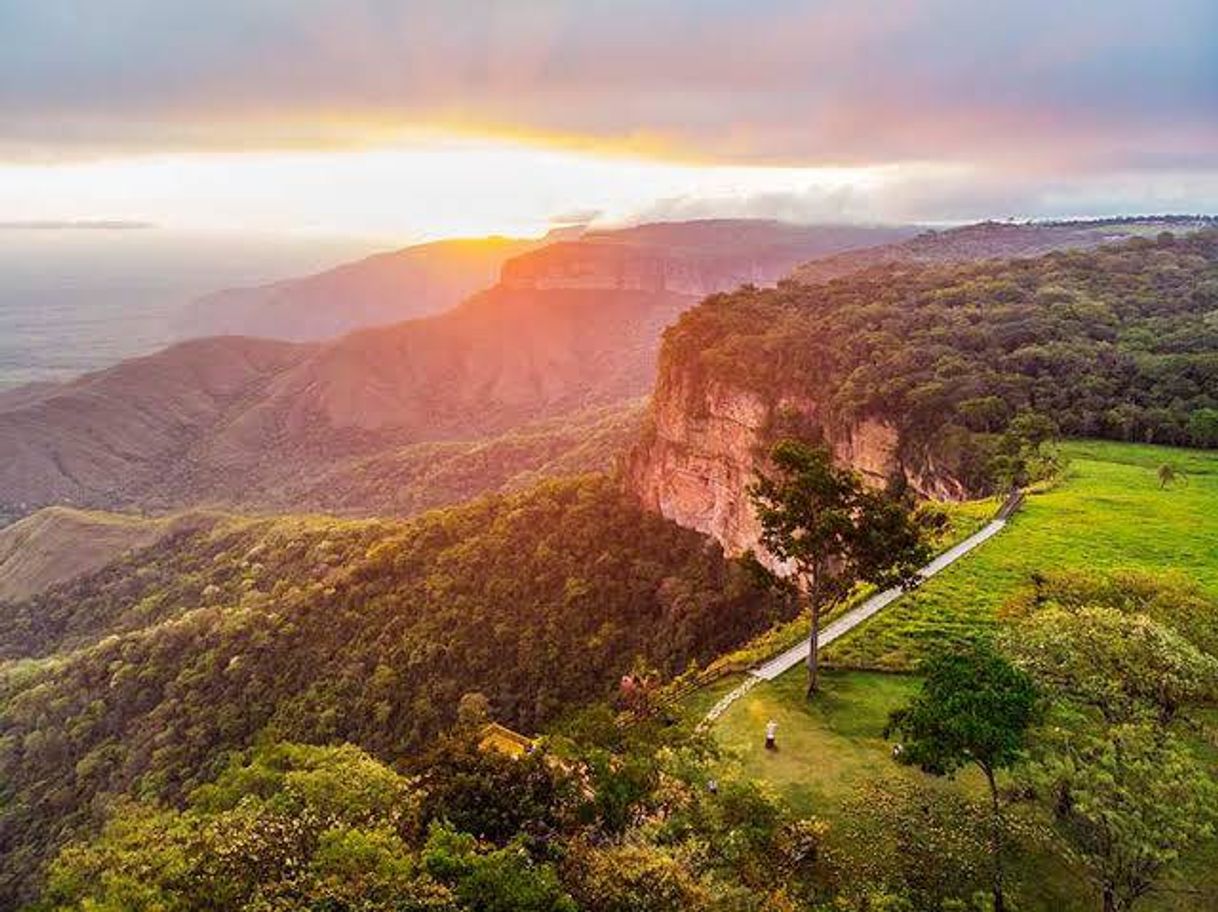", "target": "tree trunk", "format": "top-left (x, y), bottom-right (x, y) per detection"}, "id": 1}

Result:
top-left (805, 595), bottom-right (822, 699)
top-left (1102, 886), bottom-right (1117, 912)
top-left (983, 765), bottom-right (1007, 912)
